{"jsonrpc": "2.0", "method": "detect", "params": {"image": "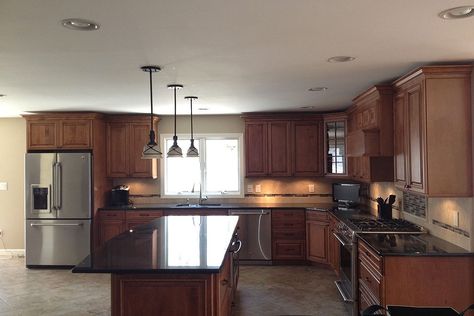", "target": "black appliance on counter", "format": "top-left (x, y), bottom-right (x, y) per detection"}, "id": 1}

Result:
top-left (333, 183), bottom-right (360, 209)
top-left (110, 185), bottom-right (130, 206)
